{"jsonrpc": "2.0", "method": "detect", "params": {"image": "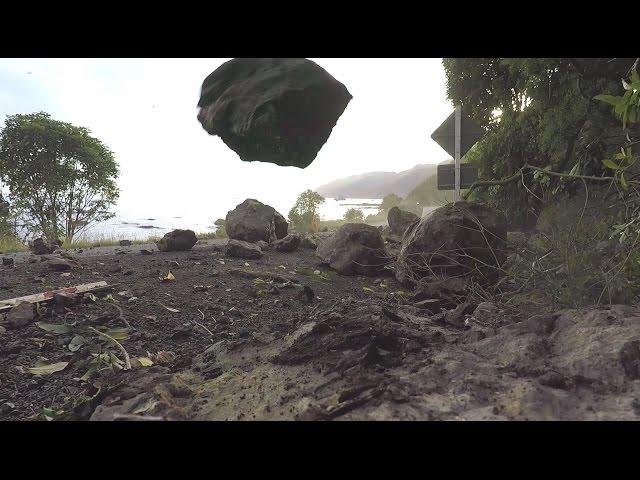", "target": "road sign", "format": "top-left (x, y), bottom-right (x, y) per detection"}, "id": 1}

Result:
top-left (431, 105), bottom-right (484, 201)
top-left (431, 107), bottom-right (485, 159)
top-left (436, 164), bottom-right (478, 190)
